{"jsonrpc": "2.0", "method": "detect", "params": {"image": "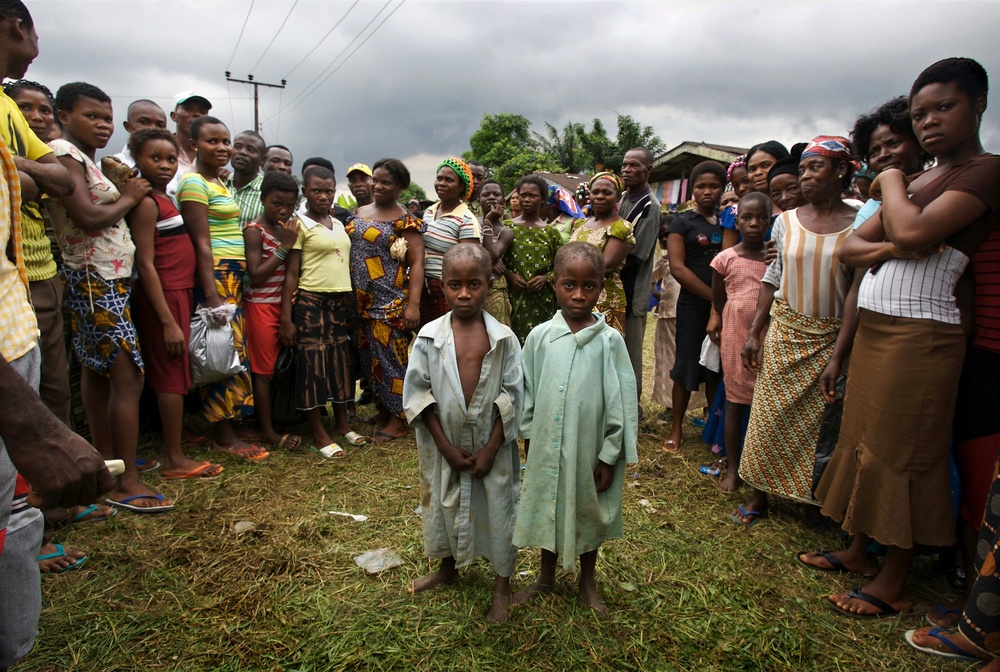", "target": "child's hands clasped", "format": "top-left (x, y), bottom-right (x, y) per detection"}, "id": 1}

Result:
top-left (593, 461), bottom-right (614, 493)
top-left (441, 443), bottom-right (474, 472)
top-left (469, 447), bottom-right (497, 479)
